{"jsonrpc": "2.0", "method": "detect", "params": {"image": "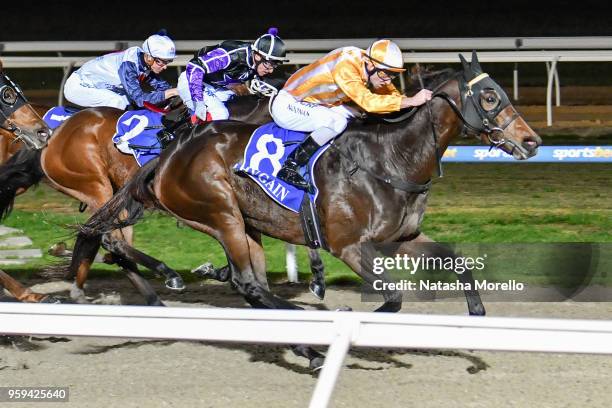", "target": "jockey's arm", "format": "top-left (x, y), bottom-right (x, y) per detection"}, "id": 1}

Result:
top-left (332, 61), bottom-right (402, 114)
top-left (185, 63), bottom-right (206, 103)
top-left (148, 75), bottom-right (171, 92)
top-left (118, 61), bottom-right (166, 107)
top-left (186, 46), bottom-right (232, 103)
